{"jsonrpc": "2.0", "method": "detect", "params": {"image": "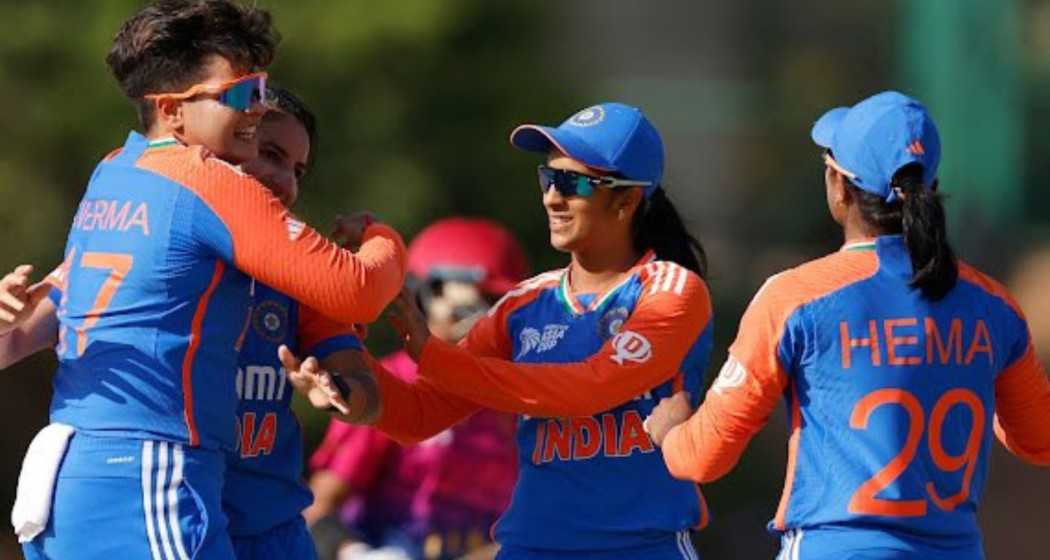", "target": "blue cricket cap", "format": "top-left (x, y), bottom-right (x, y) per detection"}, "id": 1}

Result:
top-left (811, 91), bottom-right (940, 202)
top-left (509, 102), bottom-right (664, 197)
